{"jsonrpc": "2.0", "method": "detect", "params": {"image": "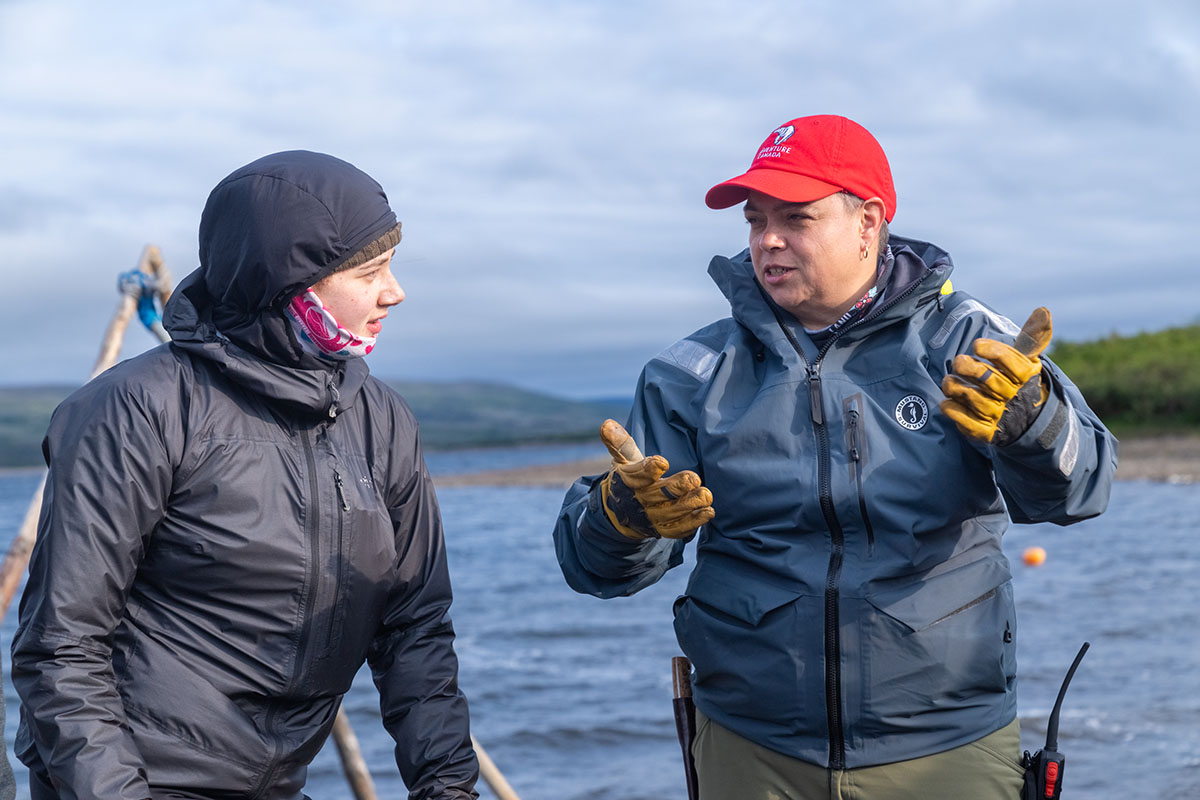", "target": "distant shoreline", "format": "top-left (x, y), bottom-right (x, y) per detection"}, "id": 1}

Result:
top-left (433, 433), bottom-right (1200, 488)
top-left (1108, 433), bottom-right (1200, 484)
top-left (4, 434), bottom-right (1196, 486)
